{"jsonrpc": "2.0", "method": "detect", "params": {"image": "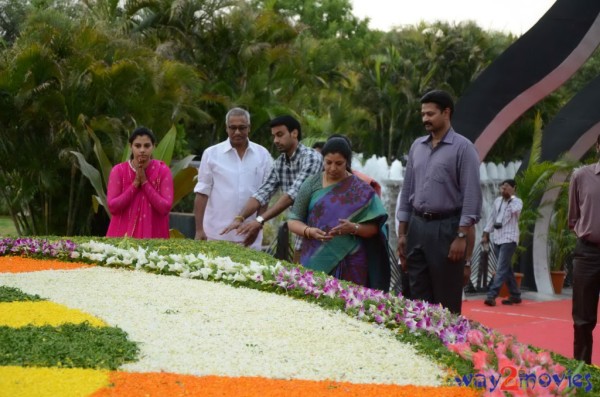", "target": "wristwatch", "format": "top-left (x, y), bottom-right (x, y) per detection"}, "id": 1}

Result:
top-left (457, 231), bottom-right (466, 239)
top-left (255, 216), bottom-right (265, 226)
